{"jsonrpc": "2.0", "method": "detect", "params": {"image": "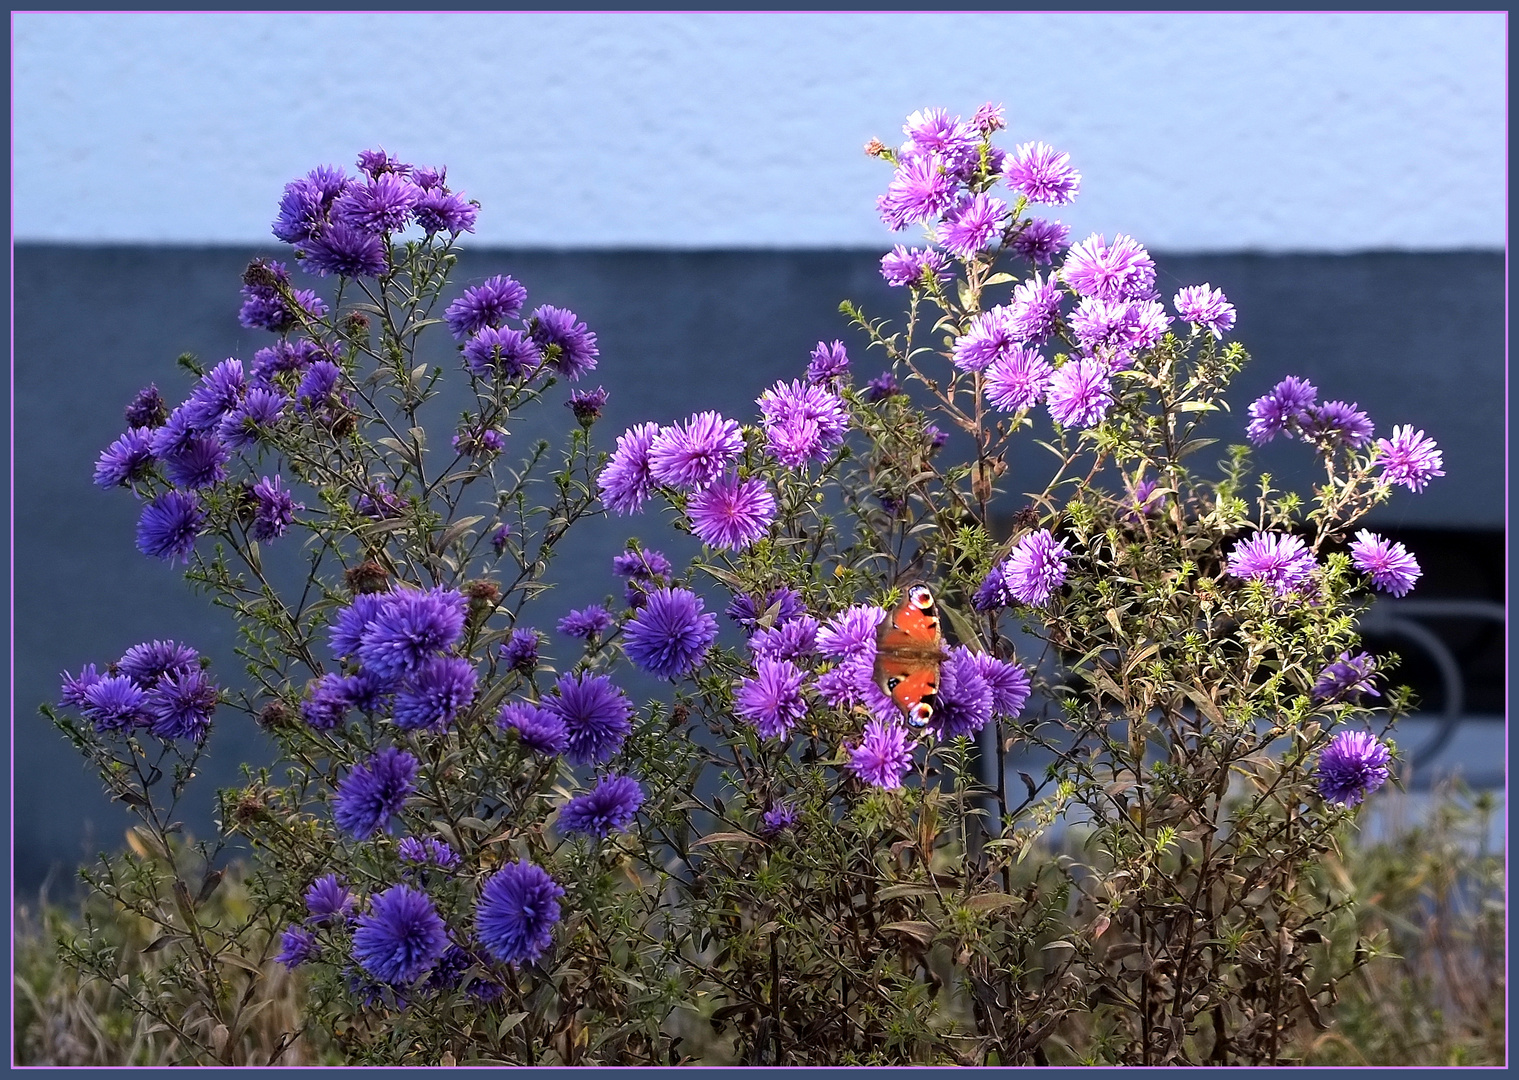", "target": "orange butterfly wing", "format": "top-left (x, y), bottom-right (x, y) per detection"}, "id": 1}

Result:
top-left (873, 584), bottom-right (947, 727)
